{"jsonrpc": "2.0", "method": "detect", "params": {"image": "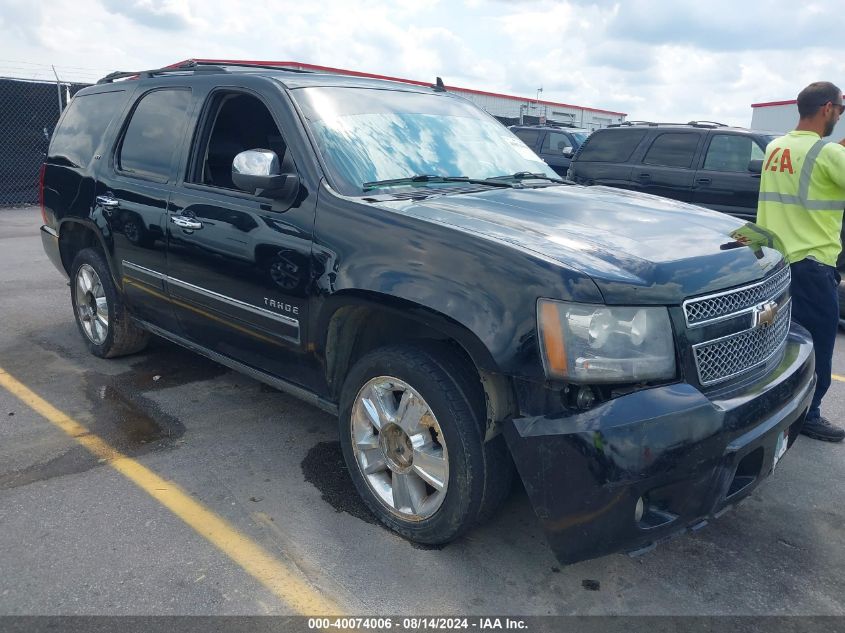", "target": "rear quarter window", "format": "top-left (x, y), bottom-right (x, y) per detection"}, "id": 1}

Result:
top-left (576, 129), bottom-right (647, 162)
top-left (118, 89), bottom-right (192, 181)
top-left (48, 91), bottom-right (127, 168)
top-left (642, 132), bottom-right (701, 168)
